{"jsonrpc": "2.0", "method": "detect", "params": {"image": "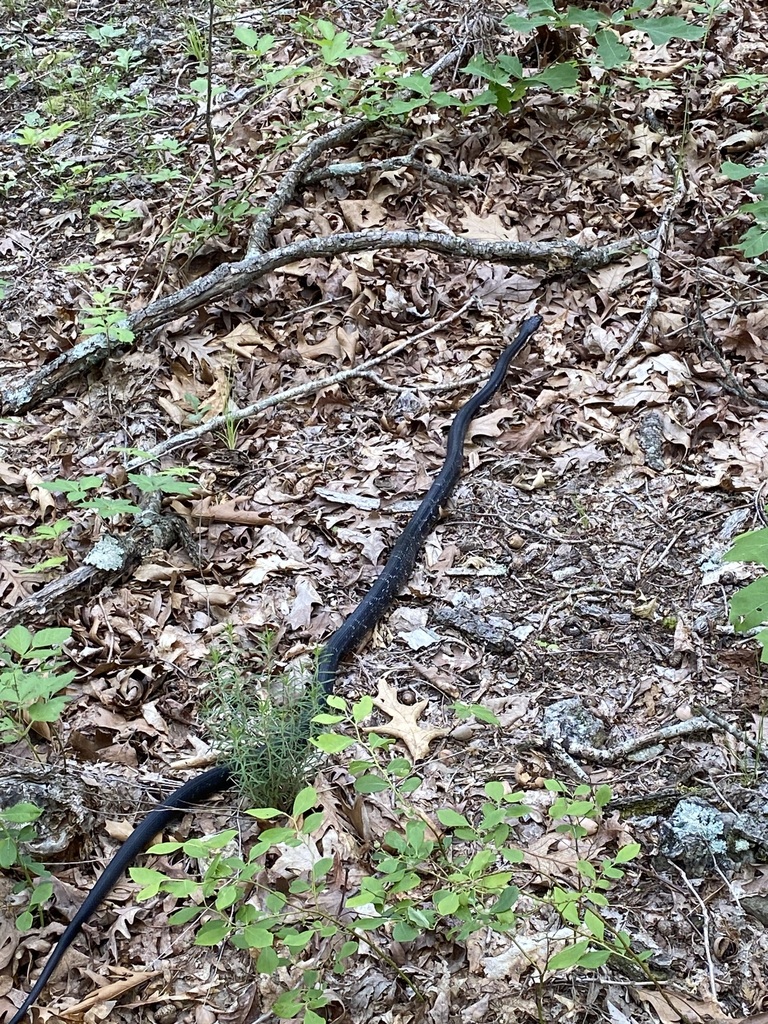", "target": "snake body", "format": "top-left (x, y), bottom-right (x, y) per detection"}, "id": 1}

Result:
top-left (7, 314), bottom-right (542, 1023)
